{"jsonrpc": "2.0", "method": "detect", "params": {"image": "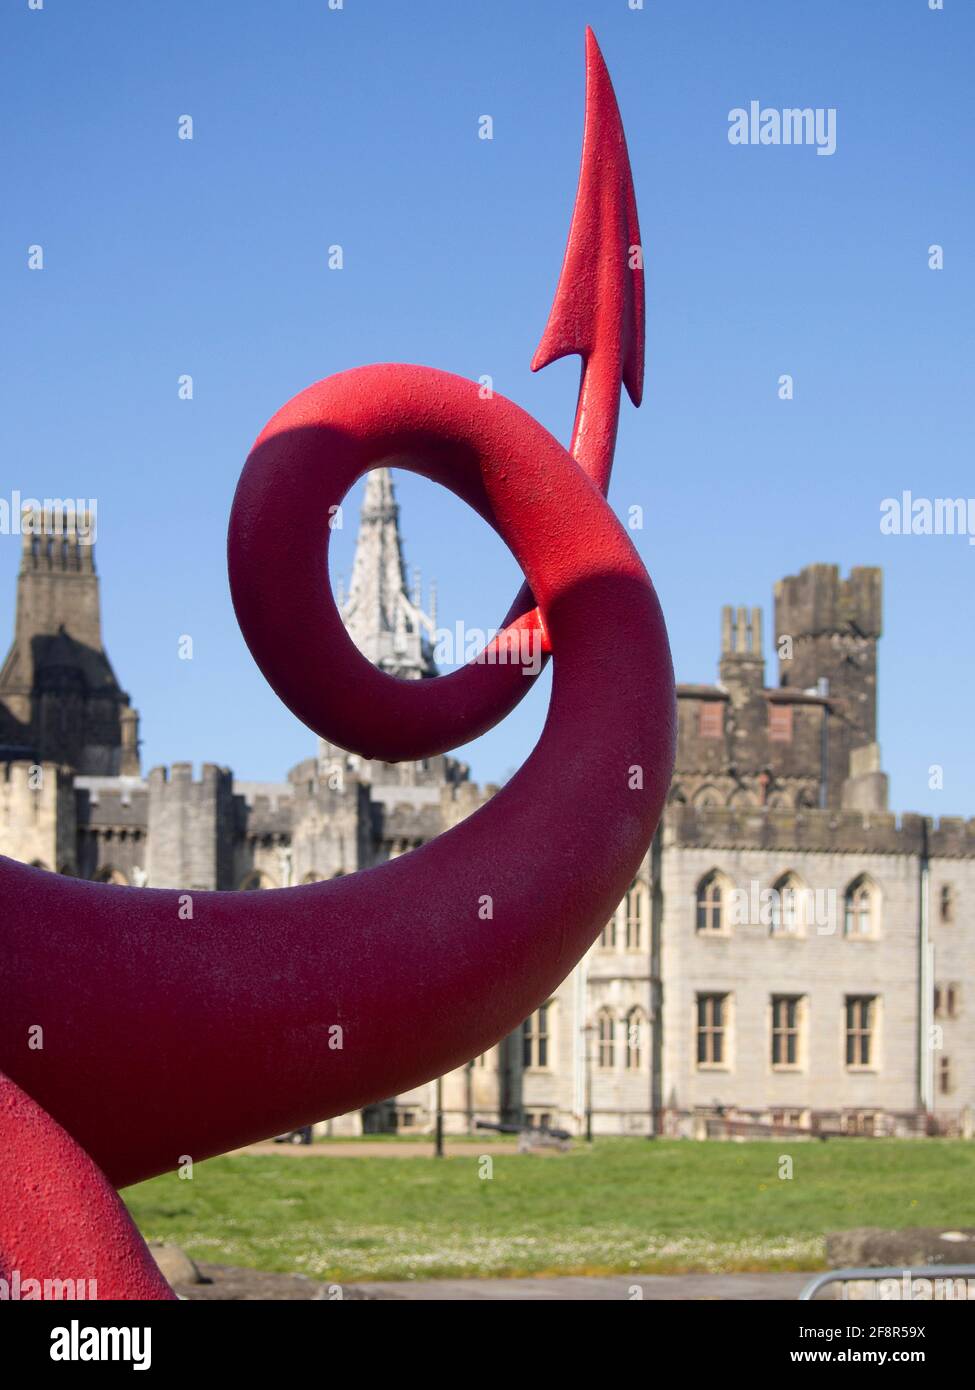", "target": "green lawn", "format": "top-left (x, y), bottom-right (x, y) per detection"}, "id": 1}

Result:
top-left (123, 1139), bottom-right (975, 1283)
